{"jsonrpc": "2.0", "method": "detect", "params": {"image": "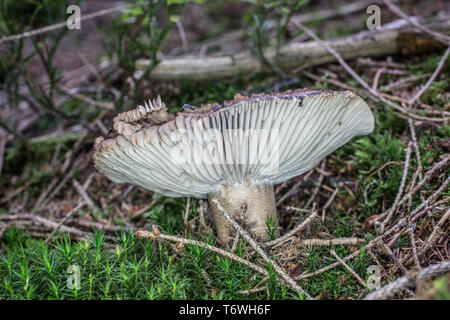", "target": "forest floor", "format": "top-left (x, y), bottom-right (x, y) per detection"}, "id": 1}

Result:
top-left (0, 0), bottom-right (449, 300)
